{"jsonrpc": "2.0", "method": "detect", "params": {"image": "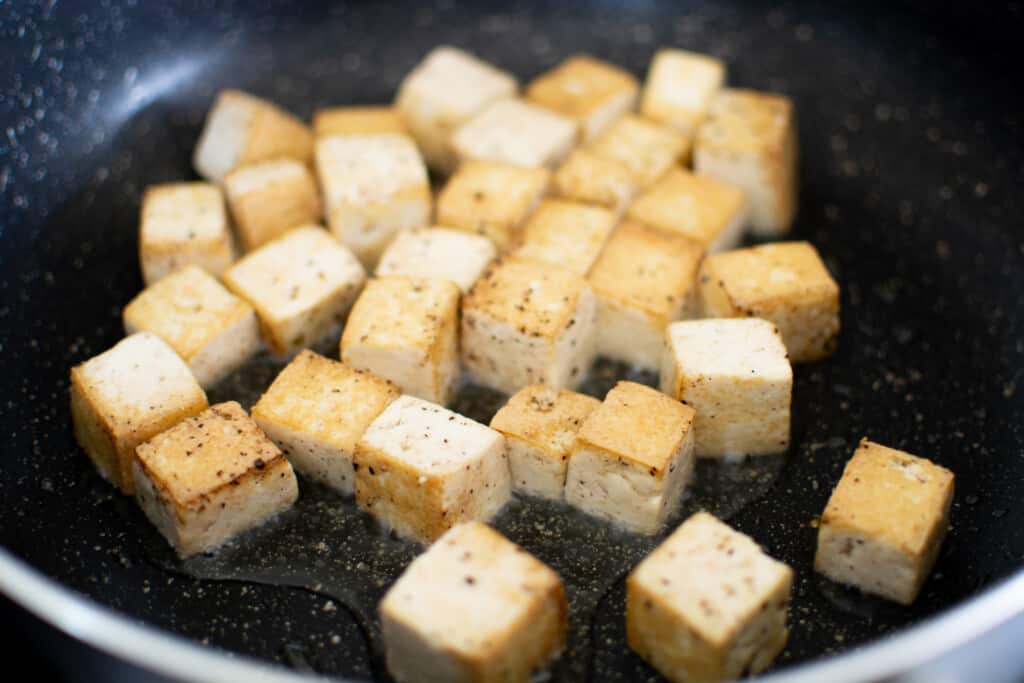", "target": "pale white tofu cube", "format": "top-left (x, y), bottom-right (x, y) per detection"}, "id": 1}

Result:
top-left (375, 226), bottom-right (496, 293)
top-left (461, 257), bottom-right (597, 394)
top-left (640, 49), bottom-right (726, 138)
top-left (587, 221), bottom-right (704, 369)
top-left (70, 333), bottom-right (208, 494)
top-left (123, 266), bottom-right (260, 389)
top-left (627, 512), bottom-right (793, 683)
top-left (565, 381), bottom-right (695, 533)
top-left (341, 276), bottom-right (461, 405)
top-left (138, 182), bottom-right (234, 286)
top-left (252, 350), bottom-right (399, 495)
top-left (132, 401), bottom-right (298, 557)
top-left (552, 149), bottom-right (636, 216)
top-left (660, 318), bottom-right (792, 457)
top-left (353, 395), bottom-right (510, 544)
top-left (192, 89), bottom-right (313, 183)
top-left (512, 198), bottom-right (618, 276)
top-left (588, 114), bottom-right (687, 188)
top-left (313, 106), bottom-right (408, 138)
top-left (451, 98), bottom-right (578, 169)
top-left (222, 226), bottom-right (366, 356)
top-left (489, 385), bottom-right (601, 499)
top-left (315, 133), bottom-right (431, 268)
top-left (223, 159), bottom-right (322, 251)
top-left (380, 522), bottom-right (567, 683)
top-left (395, 46), bottom-right (518, 173)
top-left (695, 88), bottom-right (798, 235)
